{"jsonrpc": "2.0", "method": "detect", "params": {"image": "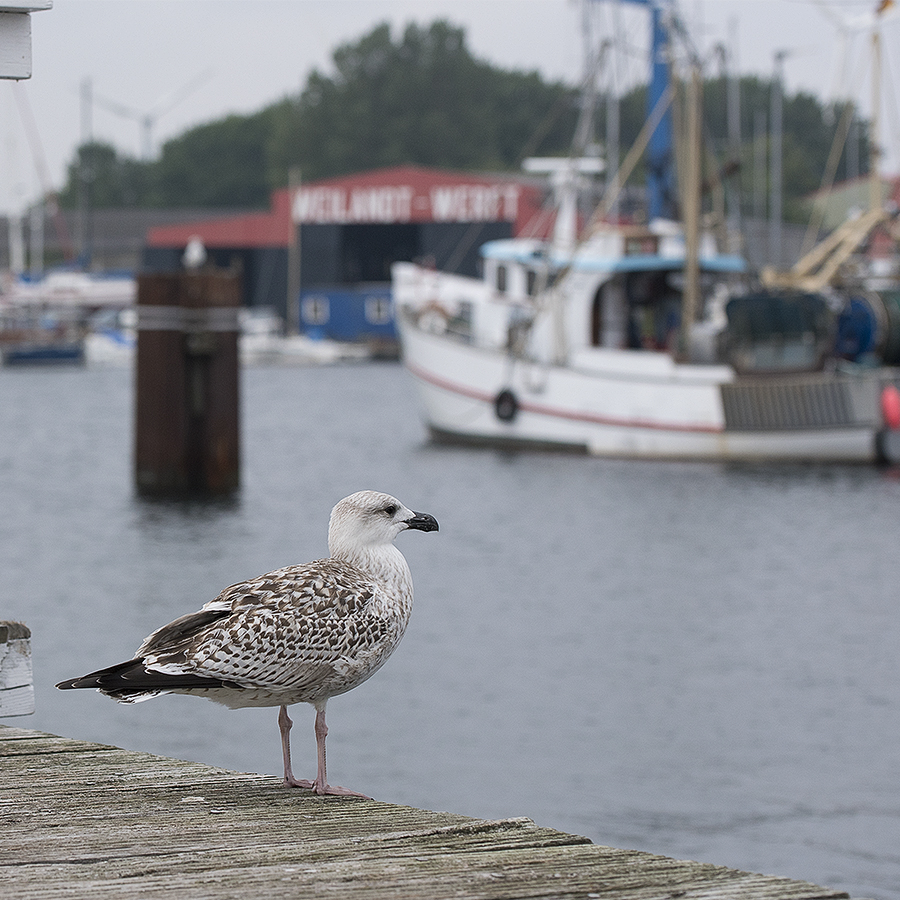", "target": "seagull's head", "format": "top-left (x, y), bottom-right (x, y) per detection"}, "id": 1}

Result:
top-left (328, 490), bottom-right (439, 558)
